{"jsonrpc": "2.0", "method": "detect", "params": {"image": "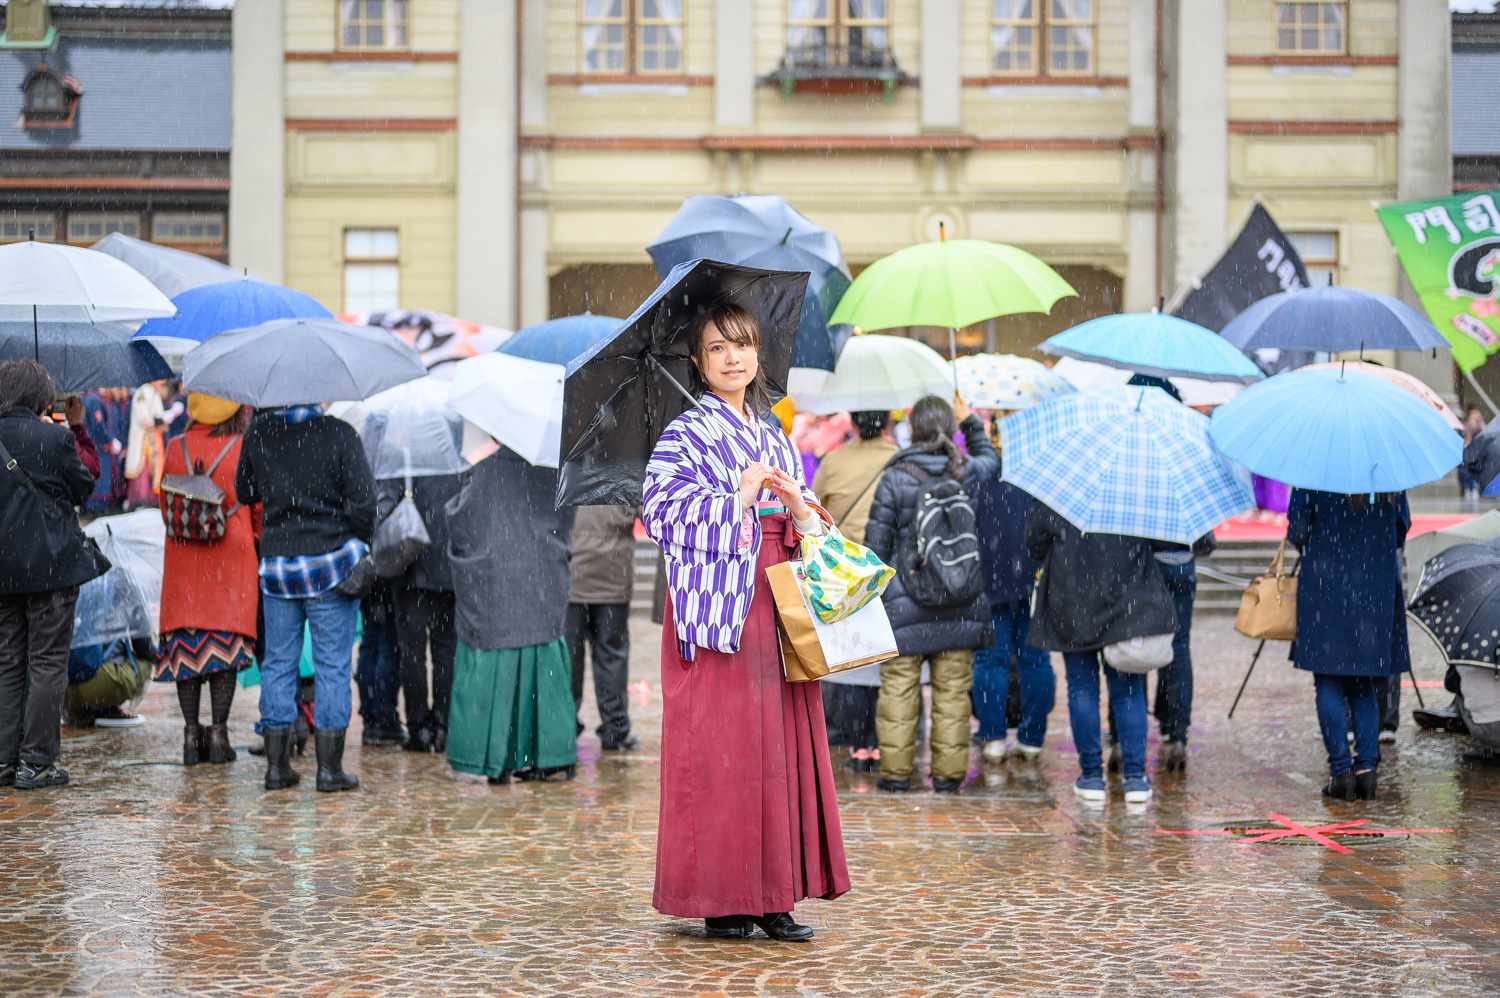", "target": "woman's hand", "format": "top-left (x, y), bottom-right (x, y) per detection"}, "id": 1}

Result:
top-left (953, 393), bottom-right (972, 424)
top-left (766, 468), bottom-right (813, 522)
top-left (64, 396), bottom-right (85, 428)
top-left (738, 461), bottom-right (775, 509)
